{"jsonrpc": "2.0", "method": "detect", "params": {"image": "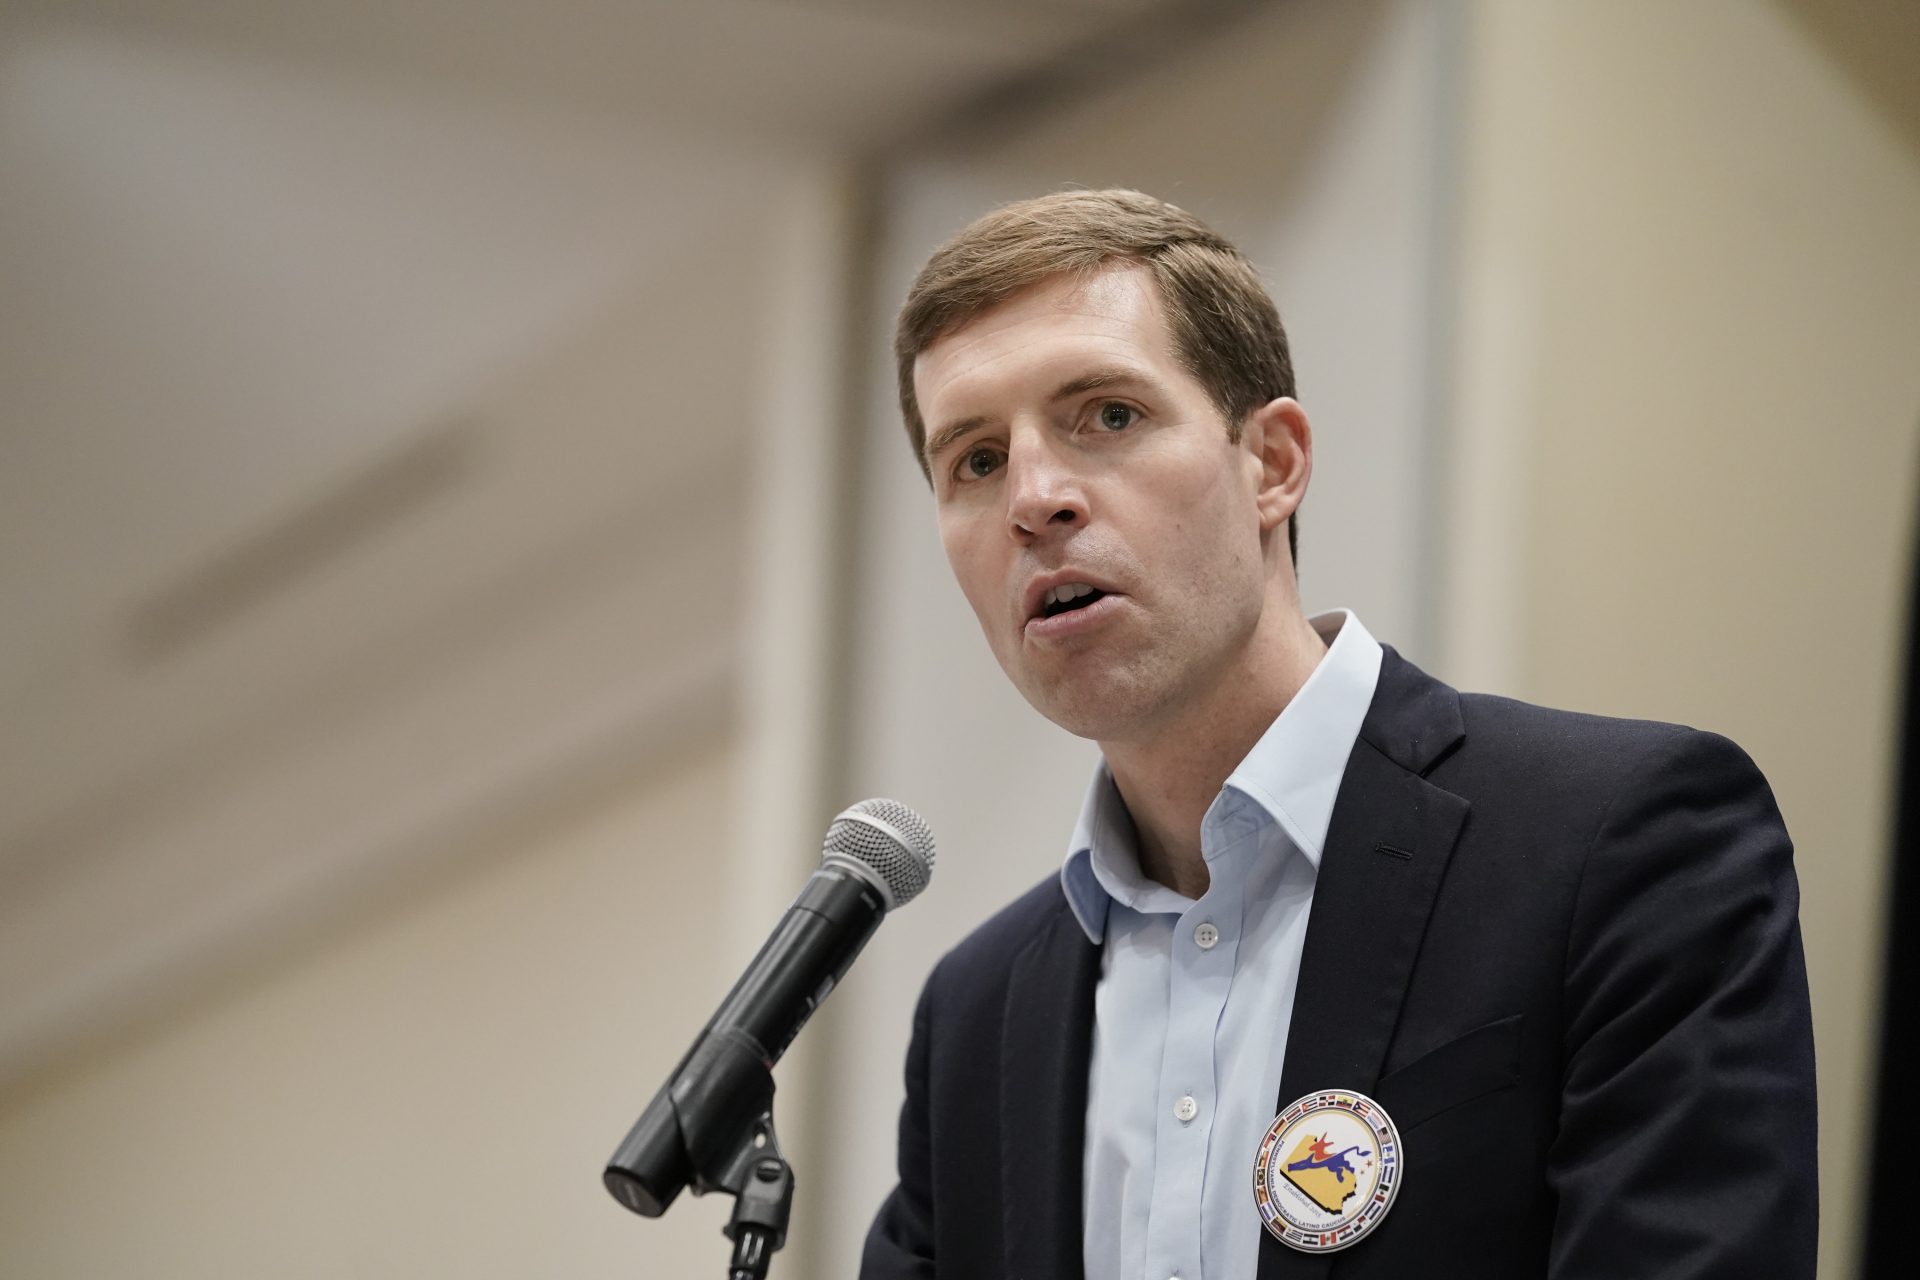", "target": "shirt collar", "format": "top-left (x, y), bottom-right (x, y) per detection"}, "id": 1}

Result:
top-left (1060, 609), bottom-right (1385, 943)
